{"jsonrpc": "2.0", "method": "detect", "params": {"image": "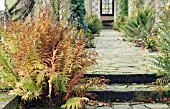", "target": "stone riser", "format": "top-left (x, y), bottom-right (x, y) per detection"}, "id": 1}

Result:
top-left (84, 74), bottom-right (161, 84)
top-left (90, 90), bottom-right (170, 102)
